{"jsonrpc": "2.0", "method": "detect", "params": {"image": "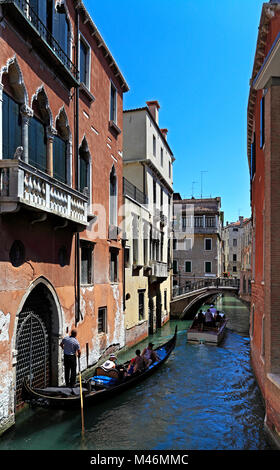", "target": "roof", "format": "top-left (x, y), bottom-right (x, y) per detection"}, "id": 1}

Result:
top-left (74, 0), bottom-right (129, 92)
top-left (224, 218), bottom-right (251, 229)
